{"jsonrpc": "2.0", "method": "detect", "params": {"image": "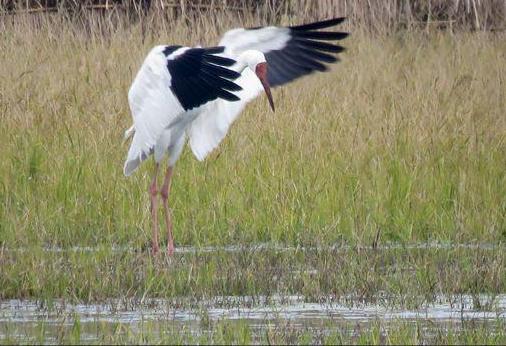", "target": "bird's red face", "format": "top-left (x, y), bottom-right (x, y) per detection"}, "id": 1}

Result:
top-left (255, 62), bottom-right (275, 112)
